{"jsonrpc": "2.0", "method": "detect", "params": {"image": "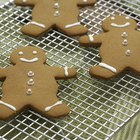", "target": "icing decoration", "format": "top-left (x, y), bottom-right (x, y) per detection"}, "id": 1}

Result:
top-left (122, 39), bottom-right (128, 46)
top-left (54, 3), bottom-right (59, 9)
top-left (26, 89), bottom-right (32, 95)
top-left (20, 57), bottom-right (38, 63)
top-left (54, 11), bottom-right (60, 17)
top-left (65, 22), bottom-right (81, 28)
top-left (0, 101), bottom-right (16, 111)
top-left (29, 79), bottom-right (33, 82)
top-left (27, 71), bottom-right (34, 77)
top-left (121, 32), bottom-right (128, 38)
top-left (29, 21), bottom-right (46, 28)
top-left (64, 66), bottom-right (69, 76)
top-left (125, 16), bottom-right (130, 19)
top-left (32, 51), bottom-right (37, 54)
top-left (125, 50), bottom-right (131, 56)
top-left (45, 101), bottom-right (62, 112)
top-left (99, 63), bottom-right (117, 73)
top-left (88, 34), bottom-right (94, 42)
top-left (111, 22), bottom-right (130, 28)
top-left (18, 51), bottom-right (23, 55)
top-left (27, 79), bottom-right (34, 86)
top-left (22, 0), bottom-right (27, 3)
top-left (111, 17), bottom-right (115, 20)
